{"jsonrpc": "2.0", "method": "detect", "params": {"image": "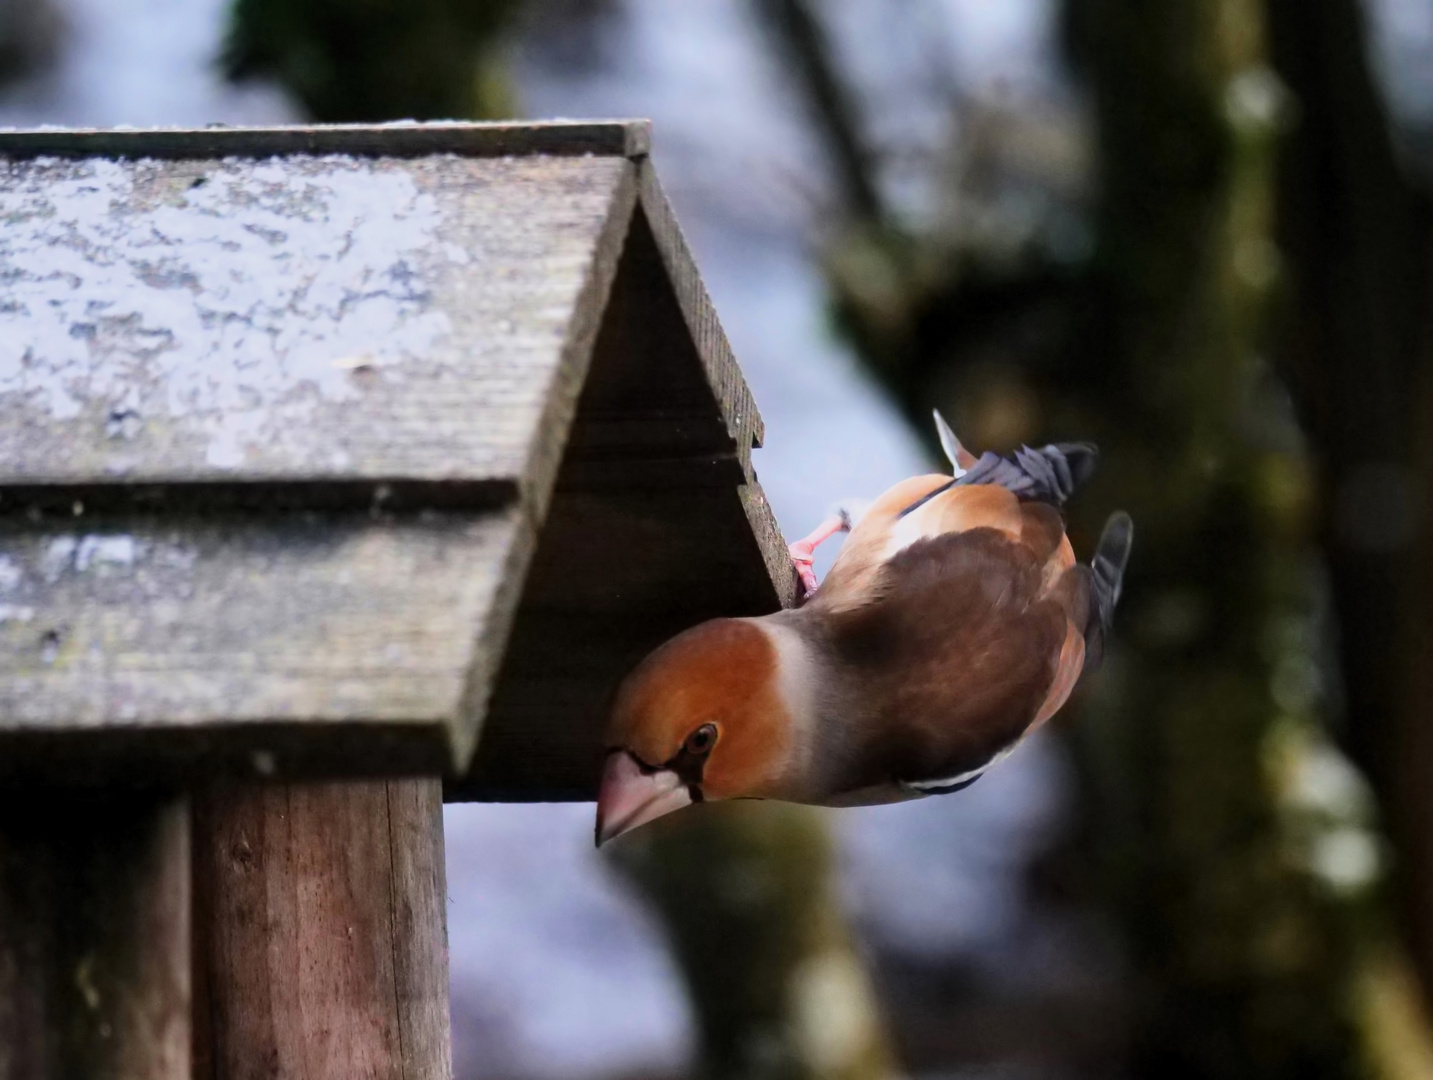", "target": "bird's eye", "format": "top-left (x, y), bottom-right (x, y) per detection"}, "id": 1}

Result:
top-left (684, 723), bottom-right (718, 756)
